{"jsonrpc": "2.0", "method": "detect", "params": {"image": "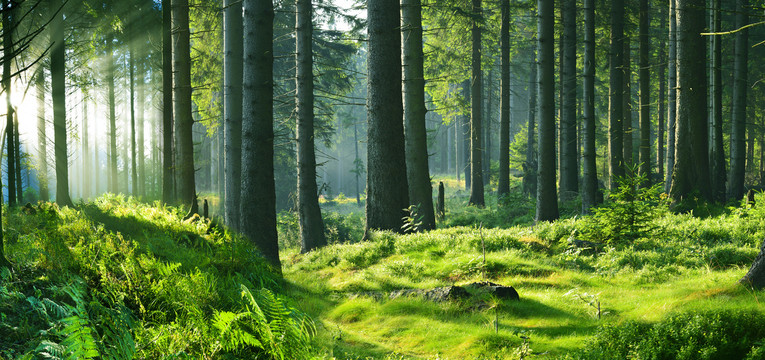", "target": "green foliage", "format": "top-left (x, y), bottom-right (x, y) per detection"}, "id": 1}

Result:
top-left (401, 205), bottom-right (424, 233)
top-left (578, 169), bottom-right (667, 245)
top-left (565, 310), bottom-right (765, 360)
